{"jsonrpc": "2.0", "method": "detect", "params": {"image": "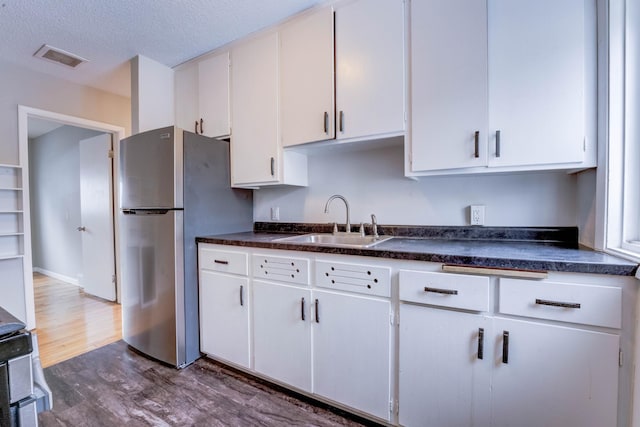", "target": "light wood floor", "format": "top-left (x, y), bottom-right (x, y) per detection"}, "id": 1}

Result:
top-left (33, 273), bottom-right (122, 368)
